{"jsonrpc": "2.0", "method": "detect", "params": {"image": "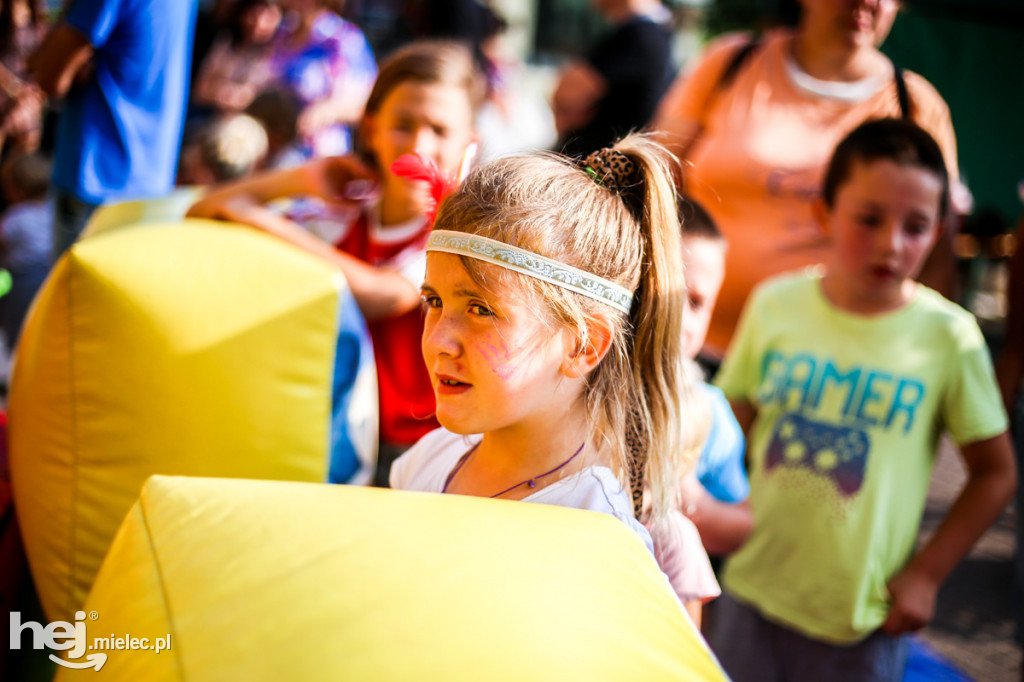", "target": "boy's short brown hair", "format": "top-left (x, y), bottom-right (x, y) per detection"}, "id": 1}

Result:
top-left (678, 195), bottom-right (724, 244)
top-left (823, 117), bottom-right (950, 222)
